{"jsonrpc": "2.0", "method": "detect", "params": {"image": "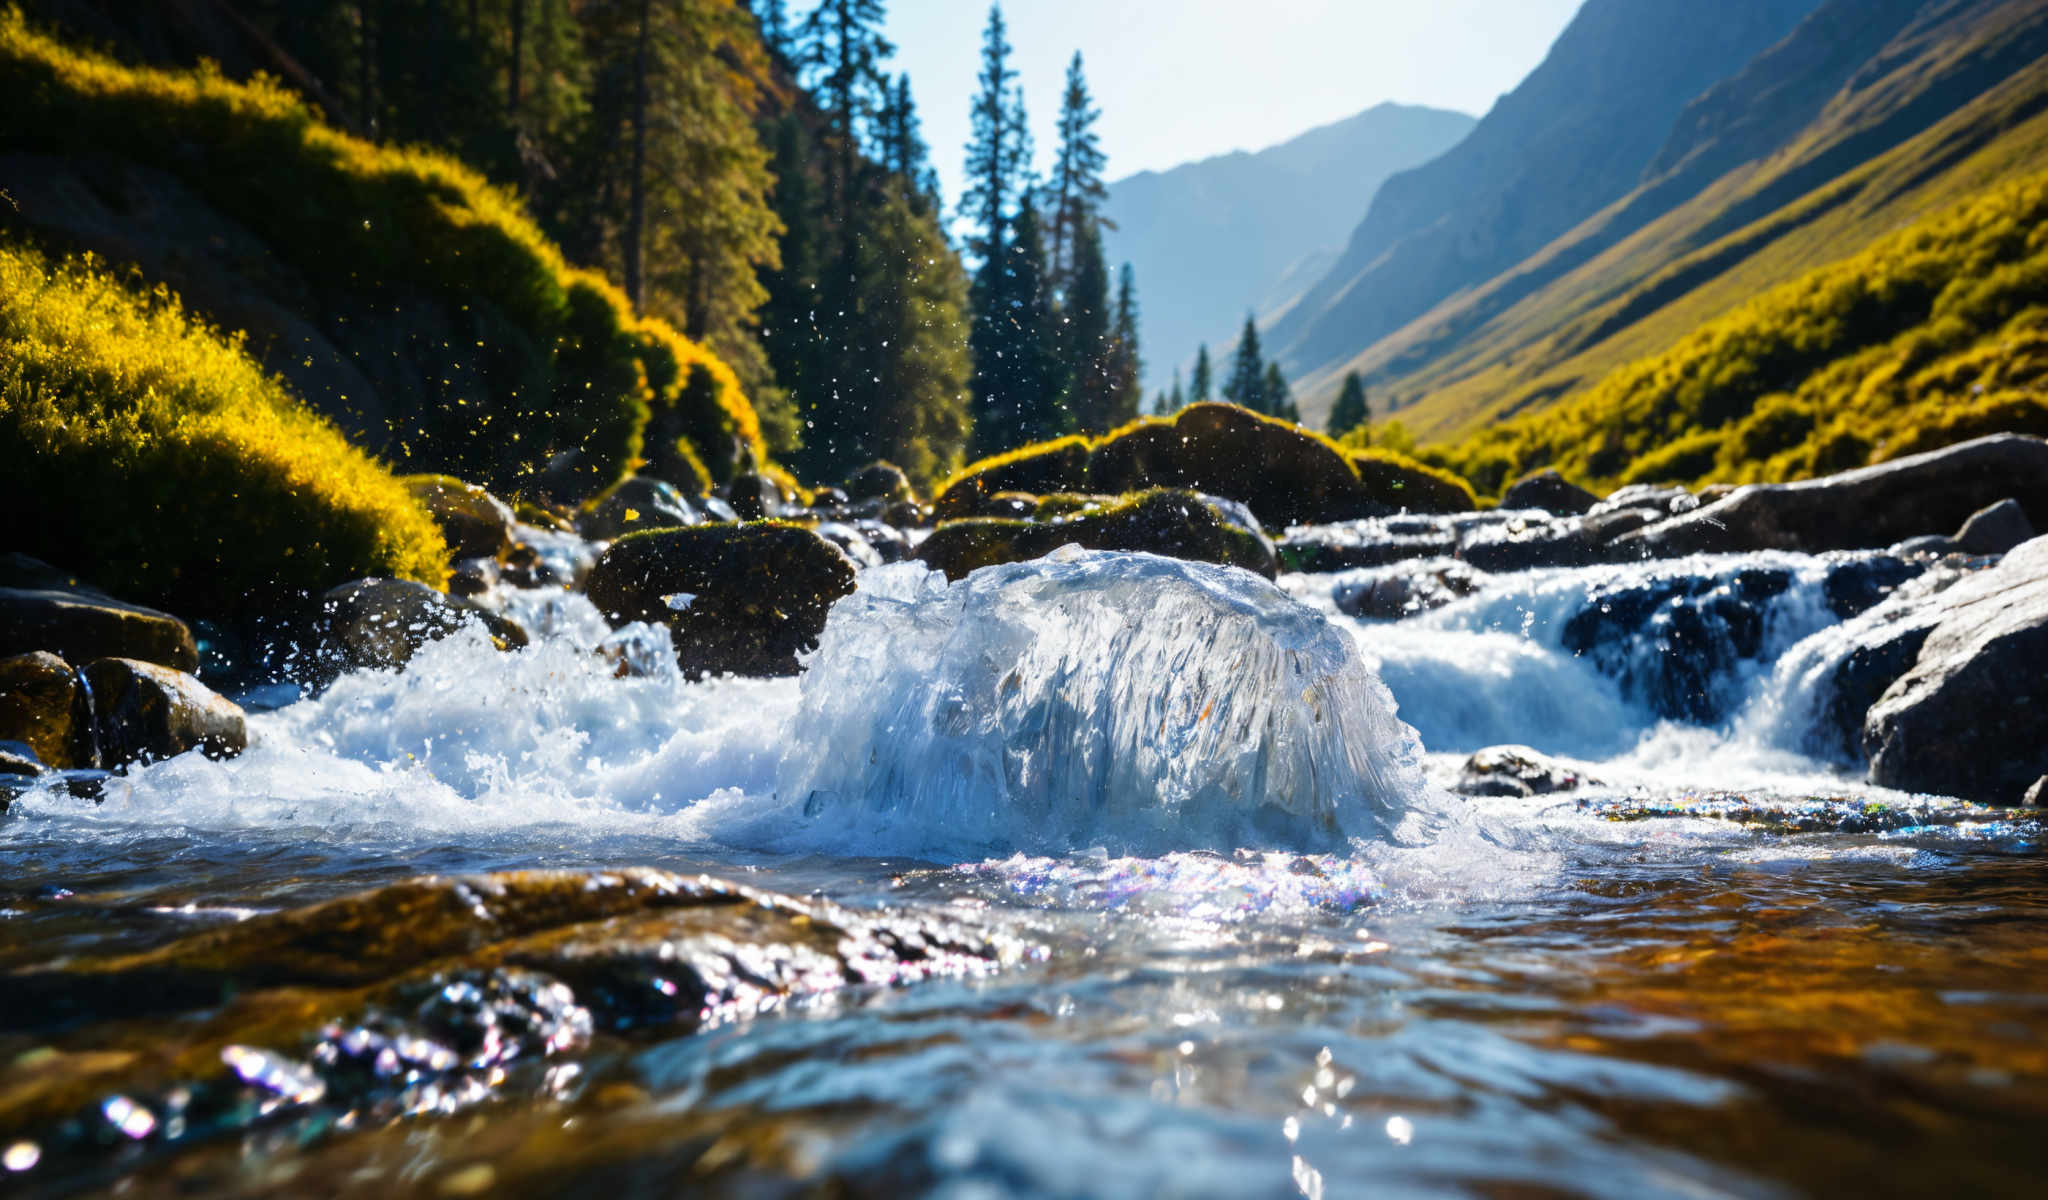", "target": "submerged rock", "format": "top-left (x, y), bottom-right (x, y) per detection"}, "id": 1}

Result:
top-left (1502, 469), bottom-right (1600, 515)
top-left (917, 489), bottom-right (1278, 581)
top-left (0, 651), bottom-right (90, 768)
top-left (1864, 536), bottom-right (2048, 803)
top-left (777, 551), bottom-right (1431, 856)
top-left (584, 523), bottom-right (857, 677)
top-left (0, 563), bottom-right (198, 673)
top-left (1455, 745), bottom-right (1597, 798)
top-left (403, 475), bottom-right (518, 561)
top-left (82, 657), bottom-right (247, 767)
